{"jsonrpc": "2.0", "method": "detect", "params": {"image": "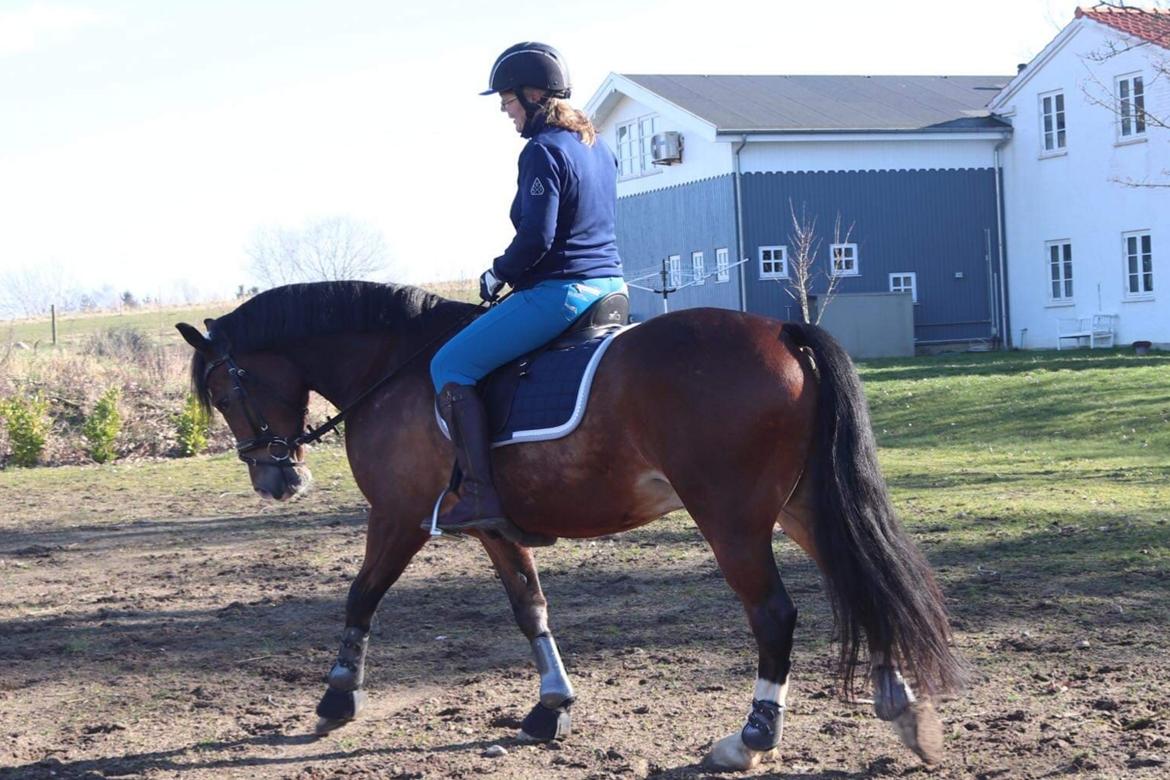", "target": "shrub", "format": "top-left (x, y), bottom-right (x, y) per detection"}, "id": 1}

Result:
top-left (175, 393), bottom-right (211, 456)
top-left (82, 388), bottom-right (122, 463)
top-left (83, 327), bottom-right (152, 361)
top-left (0, 394), bottom-right (50, 467)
